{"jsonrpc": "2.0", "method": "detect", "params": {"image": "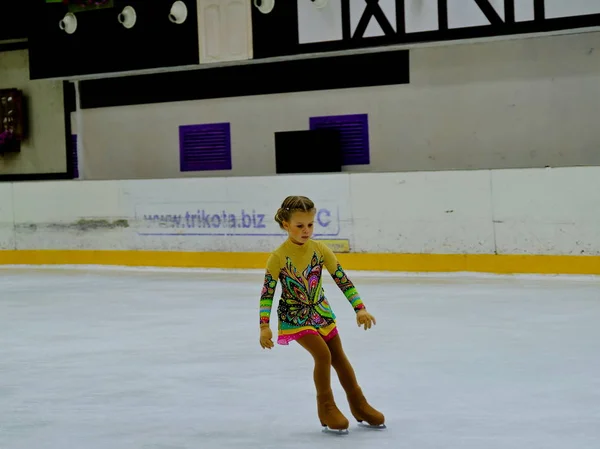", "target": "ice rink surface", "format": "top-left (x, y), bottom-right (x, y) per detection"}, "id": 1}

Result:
top-left (1, 265), bottom-right (599, 449)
